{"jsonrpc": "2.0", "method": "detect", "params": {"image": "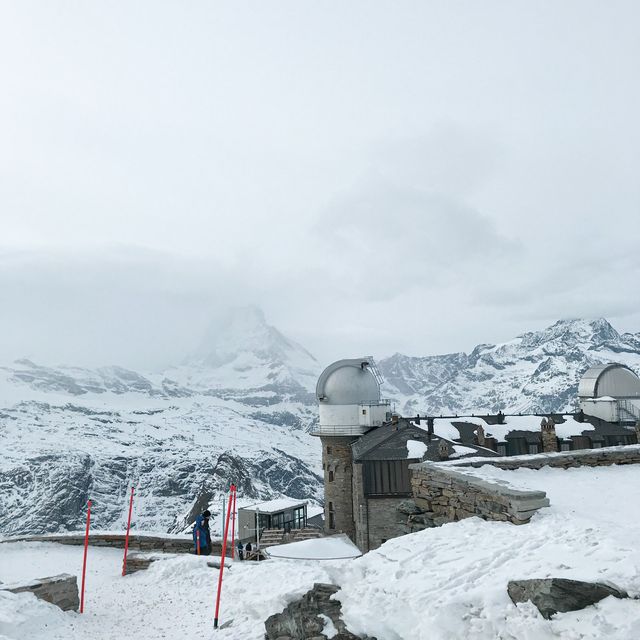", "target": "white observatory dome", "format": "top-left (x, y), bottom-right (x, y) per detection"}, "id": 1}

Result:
top-left (316, 359), bottom-right (381, 405)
